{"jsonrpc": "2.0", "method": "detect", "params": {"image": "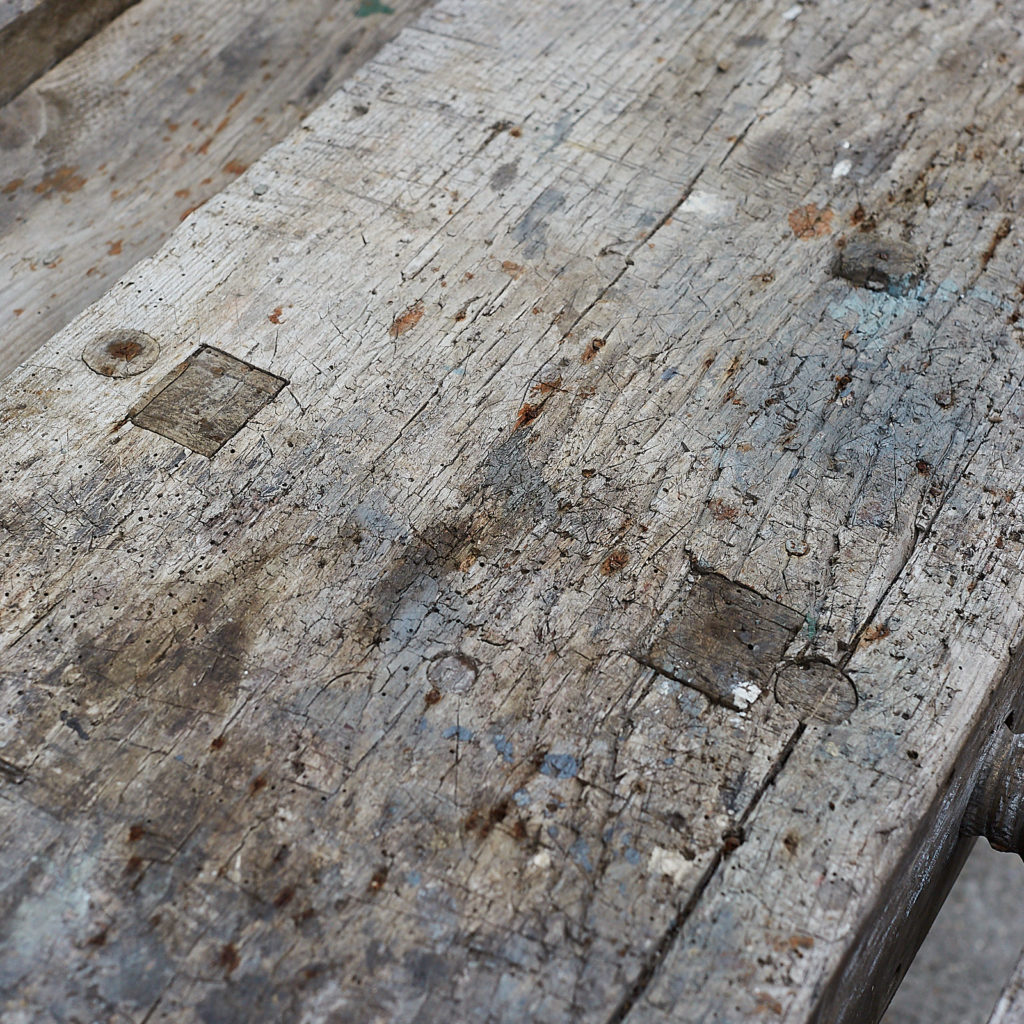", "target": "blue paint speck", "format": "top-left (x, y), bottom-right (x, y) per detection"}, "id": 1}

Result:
top-left (406, 871), bottom-right (421, 887)
top-left (547, 825), bottom-right (559, 839)
top-left (442, 725), bottom-right (473, 741)
top-left (493, 734), bottom-right (514, 764)
top-left (663, 757), bottom-right (675, 766)
top-left (624, 846), bottom-right (641, 865)
top-left (513, 788), bottom-right (531, 806)
top-left (570, 838), bottom-right (593, 872)
top-left (661, 367), bottom-right (679, 381)
top-left (540, 752), bottom-right (578, 779)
